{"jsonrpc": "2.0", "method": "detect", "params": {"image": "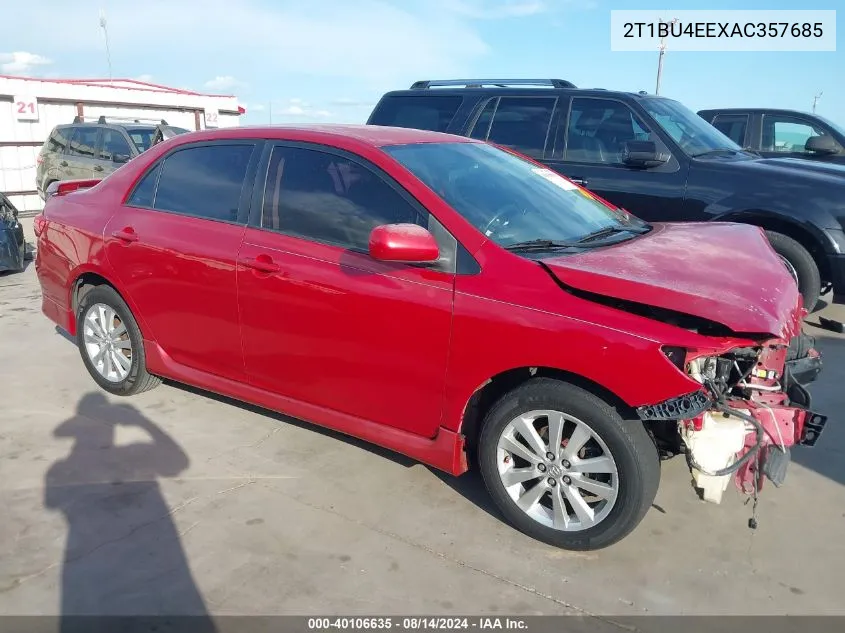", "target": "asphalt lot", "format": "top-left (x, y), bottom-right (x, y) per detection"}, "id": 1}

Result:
top-left (1, 217), bottom-right (844, 617)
